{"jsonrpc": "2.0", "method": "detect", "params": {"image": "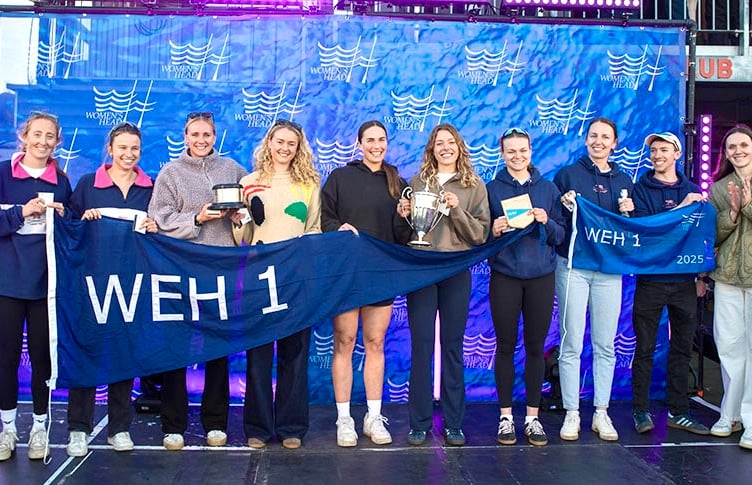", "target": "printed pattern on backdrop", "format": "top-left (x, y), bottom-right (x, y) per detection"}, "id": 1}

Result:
top-left (0, 13), bottom-right (687, 403)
